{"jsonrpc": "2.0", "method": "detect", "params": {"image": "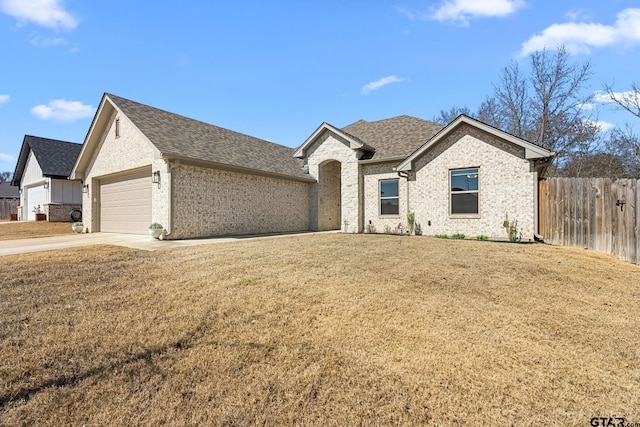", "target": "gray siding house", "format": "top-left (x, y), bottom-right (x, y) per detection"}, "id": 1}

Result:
top-left (71, 93), bottom-right (553, 240)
